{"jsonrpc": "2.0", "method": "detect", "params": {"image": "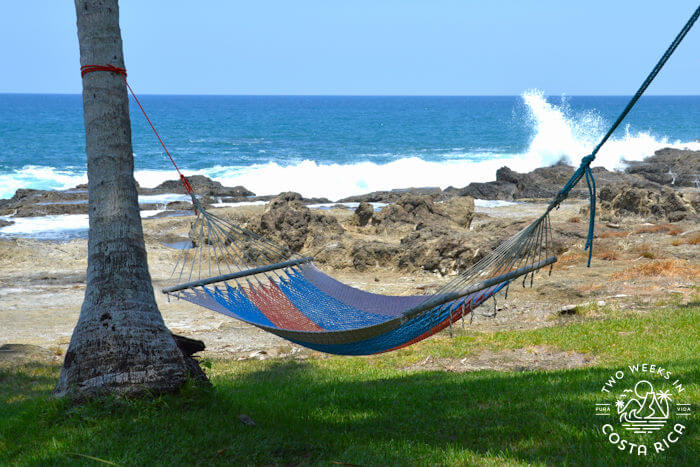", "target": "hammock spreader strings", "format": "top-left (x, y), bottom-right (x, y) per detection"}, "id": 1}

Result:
top-left (412, 209), bottom-right (555, 319)
top-left (167, 197), bottom-right (302, 292)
